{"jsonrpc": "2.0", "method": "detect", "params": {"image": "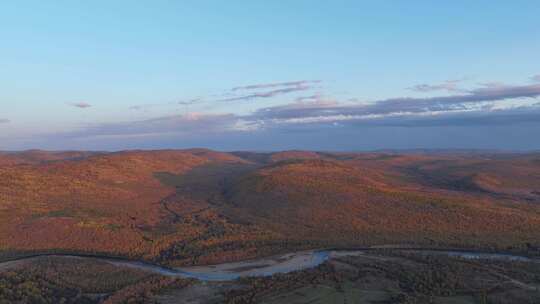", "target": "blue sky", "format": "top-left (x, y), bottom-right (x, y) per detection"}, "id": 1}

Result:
top-left (1, 1), bottom-right (539, 151)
